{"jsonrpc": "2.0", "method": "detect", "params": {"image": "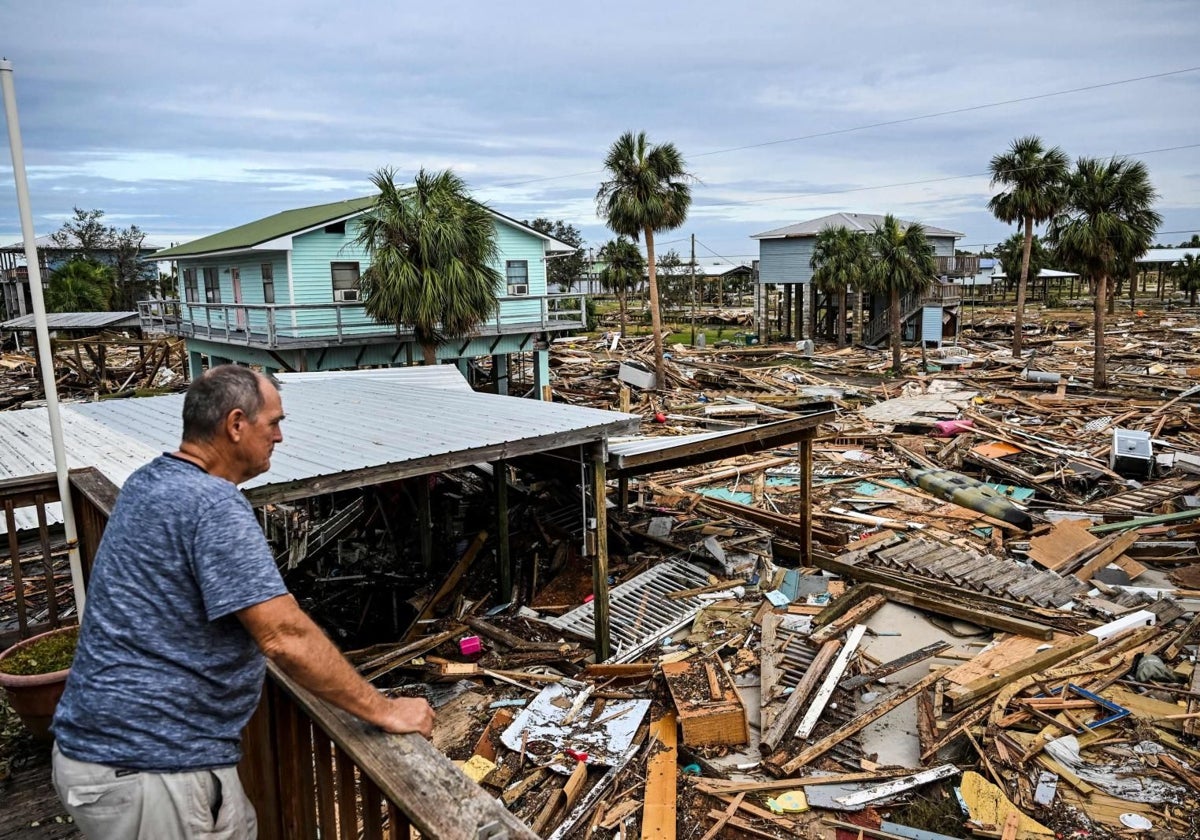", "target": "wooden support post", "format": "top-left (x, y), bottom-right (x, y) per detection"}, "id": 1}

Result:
top-left (618, 476), bottom-right (629, 512)
top-left (416, 477), bottom-right (433, 569)
top-left (592, 446), bottom-right (611, 661)
top-left (495, 460), bottom-right (511, 602)
top-left (799, 431), bottom-right (814, 563)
